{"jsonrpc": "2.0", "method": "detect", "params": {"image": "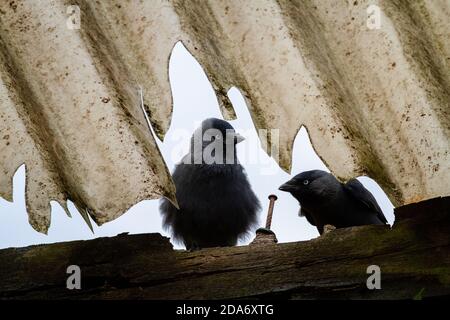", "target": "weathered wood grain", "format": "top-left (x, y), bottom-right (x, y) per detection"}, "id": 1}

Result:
top-left (0, 197), bottom-right (448, 300)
